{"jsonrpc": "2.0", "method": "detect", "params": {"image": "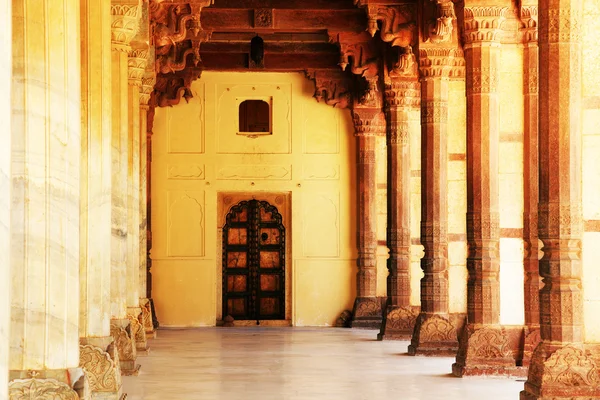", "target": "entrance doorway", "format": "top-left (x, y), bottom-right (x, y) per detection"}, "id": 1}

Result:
top-left (222, 199), bottom-right (286, 321)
